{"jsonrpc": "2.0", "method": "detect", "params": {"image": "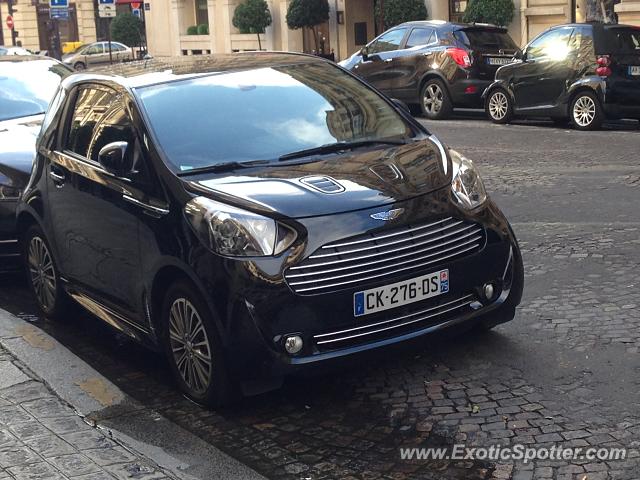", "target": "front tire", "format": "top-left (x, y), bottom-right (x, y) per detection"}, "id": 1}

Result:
top-left (486, 89), bottom-right (513, 124)
top-left (420, 79), bottom-right (453, 120)
top-left (23, 225), bottom-right (69, 319)
top-left (161, 281), bottom-right (235, 408)
top-left (73, 62), bottom-right (86, 71)
top-left (570, 91), bottom-right (603, 131)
